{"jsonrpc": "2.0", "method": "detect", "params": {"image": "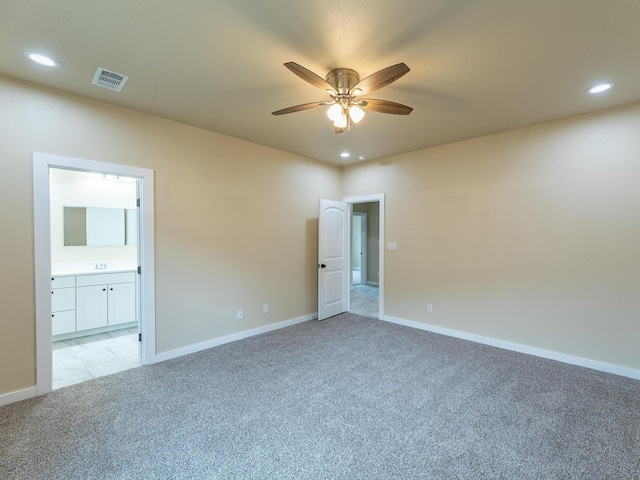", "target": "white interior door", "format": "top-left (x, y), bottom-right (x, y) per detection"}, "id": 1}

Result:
top-left (318, 199), bottom-right (349, 320)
